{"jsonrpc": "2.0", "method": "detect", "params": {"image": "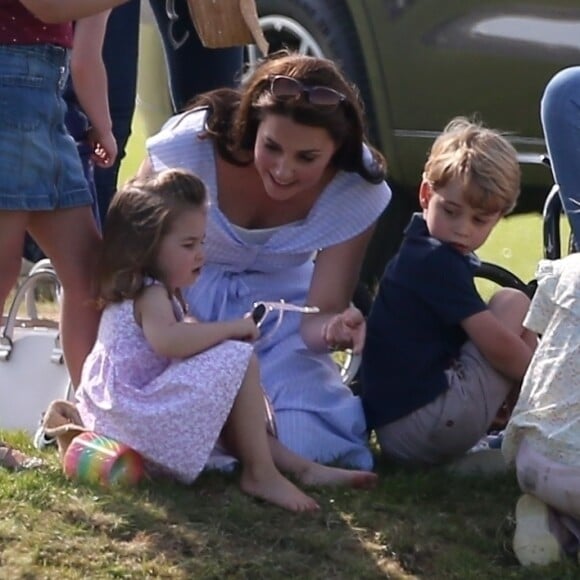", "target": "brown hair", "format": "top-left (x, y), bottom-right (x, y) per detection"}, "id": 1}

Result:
top-left (97, 169), bottom-right (207, 306)
top-left (423, 117), bottom-right (521, 215)
top-left (188, 51), bottom-right (386, 184)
